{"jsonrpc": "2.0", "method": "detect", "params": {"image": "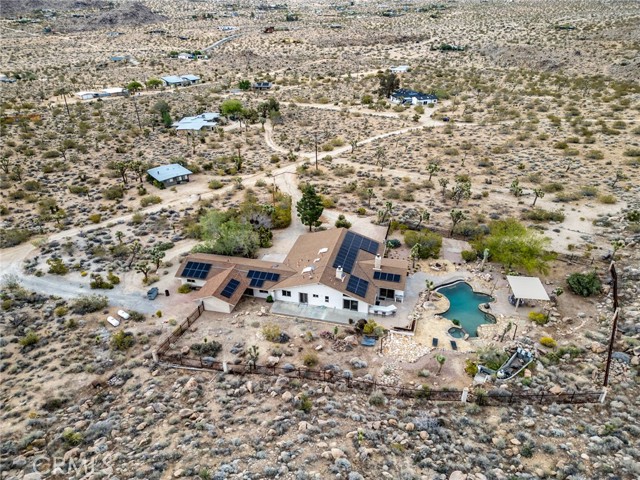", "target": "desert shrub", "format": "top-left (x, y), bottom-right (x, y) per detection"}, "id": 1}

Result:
top-left (335, 214), bottom-right (351, 228)
top-left (266, 294), bottom-right (273, 303)
top-left (528, 311), bottom-right (549, 325)
top-left (90, 274), bottom-right (113, 289)
top-left (47, 258), bottom-right (69, 275)
top-left (54, 306), bottom-right (69, 317)
top-left (0, 228), bottom-right (32, 248)
top-left (107, 271), bottom-right (120, 285)
top-left (368, 391), bottom-right (387, 406)
top-left (540, 337), bottom-right (557, 348)
top-left (386, 238), bottom-right (401, 249)
top-left (461, 250), bottom-right (477, 262)
top-left (523, 208), bottom-right (565, 222)
top-left (140, 195), bottom-right (161, 207)
top-left (128, 311), bottom-right (145, 322)
top-left (19, 331), bottom-right (39, 347)
top-left (623, 148), bottom-right (640, 157)
top-left (567, 271), bottom-right (601, 297)
top-left (191, 340), bottom-right (222, 357)
top-left (302, 351), bottom-right (319, 367)
top-left (580, 185), bottom-right (599, 197)
top-left (72, 294), bottom-right (108, 314)
top-left (404, 230), bottom-right (442, 259)
top-left (626, 210), bottom-right (640, 223)
top-left (62, 429), bottom-right (83, 446)
top-left (298, 394), bottom-right (312, 413)
top-left (177, 284), bottom-right (192, 294)
top-left (542, 182), bottom-right (564, 193)
top-left (464, 359), bottom-right (478, 377)
top-left (88, 213), bottom-right (102, 224)
top-left (111, 330), bottom-right (135, 351)
top-left (103, 185), bottom-right (124, 200)
top-left (68, 185), bottom-right (89, 195)
top-left (554, 191), bottom-right (582, 202)
top-left (209, 180), bottom-right (224, 190)
top-left (42, 397), bottom-right (67, 412)
top-left (598, 194), bottom-right (616, 204)
top-left (262, 323), bottom-right (281, 342)
top-left (415, 384), bottom-right (431, 400)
